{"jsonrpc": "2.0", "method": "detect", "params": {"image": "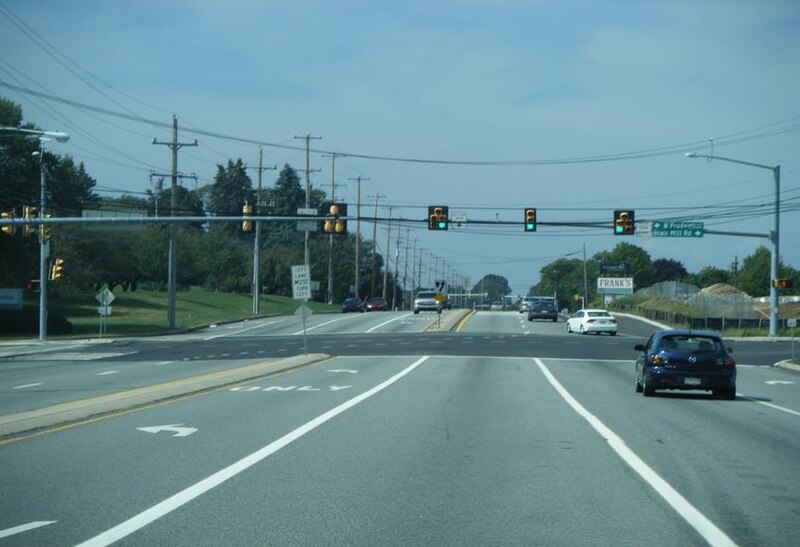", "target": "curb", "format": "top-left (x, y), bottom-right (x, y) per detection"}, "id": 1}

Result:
top-left (0, 353), bottom-right (329, 440)
top-left (774, 360), bottom-right (800, 373)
